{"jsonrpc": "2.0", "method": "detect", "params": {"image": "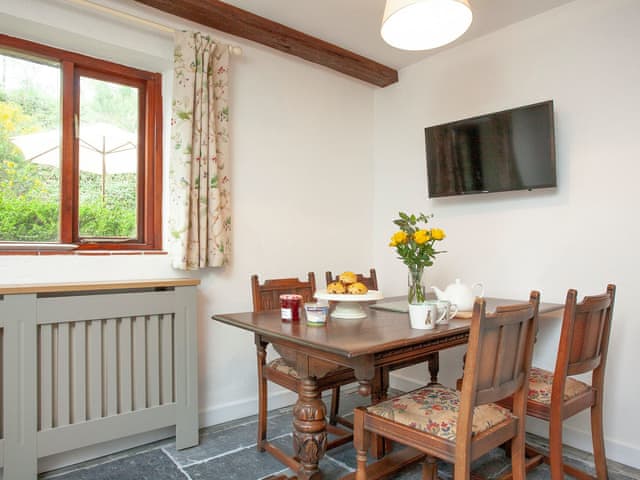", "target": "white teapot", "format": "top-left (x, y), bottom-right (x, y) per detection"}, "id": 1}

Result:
top-left (432, 279), bottom-right (484, 312)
